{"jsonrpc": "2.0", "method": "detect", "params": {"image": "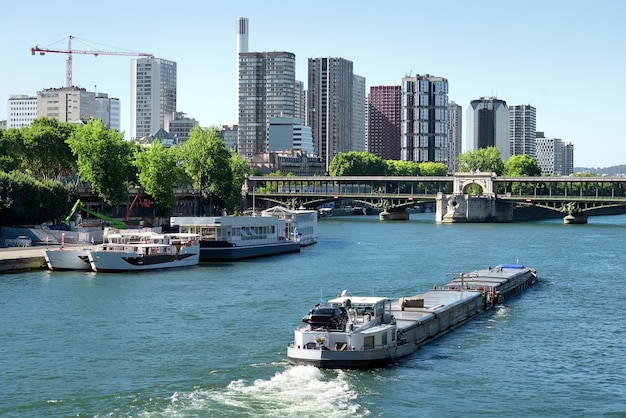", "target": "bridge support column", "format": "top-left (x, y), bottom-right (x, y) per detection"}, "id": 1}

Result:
top-left (437, 193), bottom-right (514, 223)
top-left (564, 213), bottom-right (588, 224)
